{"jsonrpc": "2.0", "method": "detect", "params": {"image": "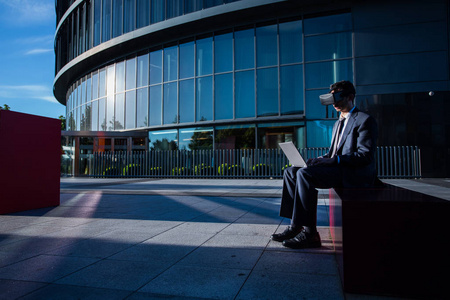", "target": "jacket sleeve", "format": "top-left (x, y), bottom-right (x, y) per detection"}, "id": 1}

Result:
top-left (338, 114), bottom-right (378, 167)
